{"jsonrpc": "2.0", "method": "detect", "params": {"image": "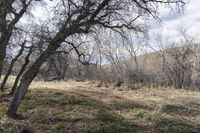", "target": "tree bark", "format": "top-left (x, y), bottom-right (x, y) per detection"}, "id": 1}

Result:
top-left (11, 45), bottom-right (33, 95)
top-left (6, 31), bottom-right (65, 117)
top-left (6, 0), bottom-right (112, 117)
top-left (0, 34), bottom-right (10, 79)
top-left (0, 43), bottom-right (7, 79)
top-left (0, 0), bottom-right (32, 79)
top-left (0, 41), bottom-right (26, 91)
top-left (7, 43), bottom-right (60, 117)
